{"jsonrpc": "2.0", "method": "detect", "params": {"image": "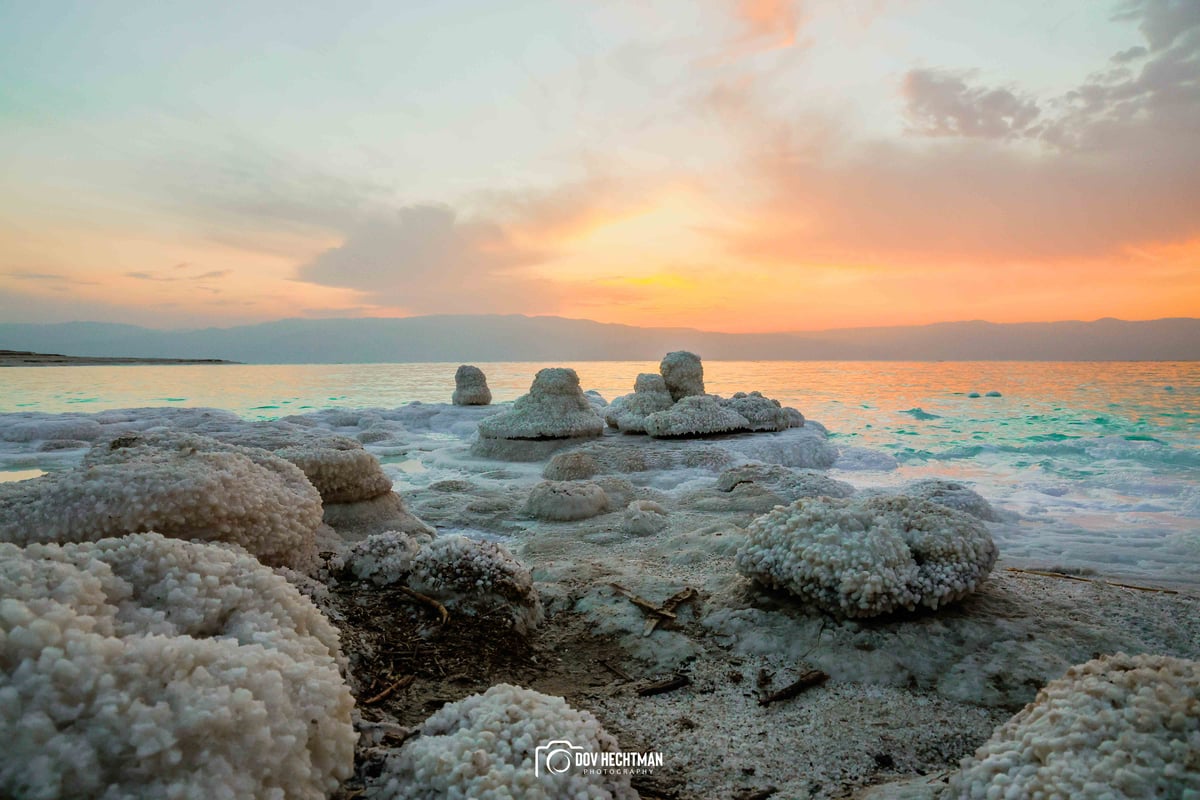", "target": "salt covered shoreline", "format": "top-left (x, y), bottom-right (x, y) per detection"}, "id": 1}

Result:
top-left (1, 357), bottom-right (1197, 798)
